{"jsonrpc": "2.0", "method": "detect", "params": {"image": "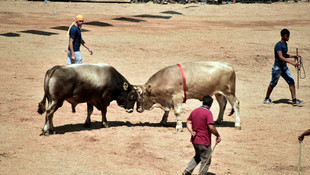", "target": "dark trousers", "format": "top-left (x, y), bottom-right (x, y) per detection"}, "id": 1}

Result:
top-left (185, 143), bottom-right (212, 175)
